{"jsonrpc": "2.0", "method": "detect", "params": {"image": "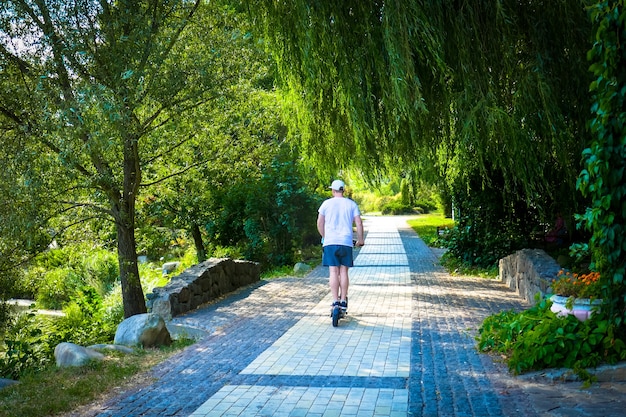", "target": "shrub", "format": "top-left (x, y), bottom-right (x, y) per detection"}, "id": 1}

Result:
top-left (476, 296), bottom-right (626, 379)
top-left (0, 287), bottom-right (122, 380)
top-left (82, 250), bottom-right (119, 295)
top-left (36, 268), bottom-right (83, 310)
top-left (381, 200), bottom-right (416, 215)
top-left (49, 287), bottom-right (117, 348)
top-left (0, 313), bottom-right (51, 380)
top-left (136, 227), bottom-right (187, 261)
top-left (414, 198), bottom-right (439, 213)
